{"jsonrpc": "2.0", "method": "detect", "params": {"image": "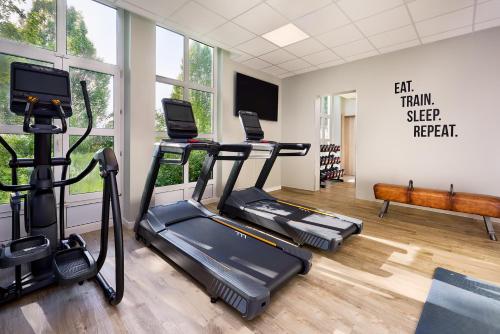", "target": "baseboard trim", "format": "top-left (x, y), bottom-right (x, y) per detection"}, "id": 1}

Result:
top-left (264, 185), bottom-right (282, 192)
top-left (281, 186), bottom-right (315, 194)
